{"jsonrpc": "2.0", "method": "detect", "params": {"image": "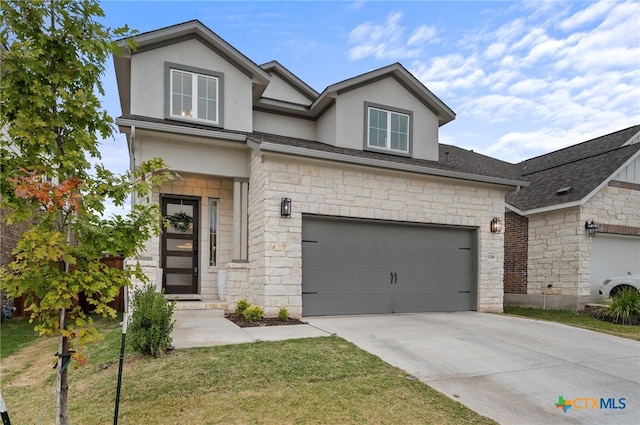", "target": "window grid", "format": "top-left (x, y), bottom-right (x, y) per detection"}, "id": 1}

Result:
top-left (171, 69), bottom-right (219, 124)
top-left (368, 107), bottom-right (409, 153)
